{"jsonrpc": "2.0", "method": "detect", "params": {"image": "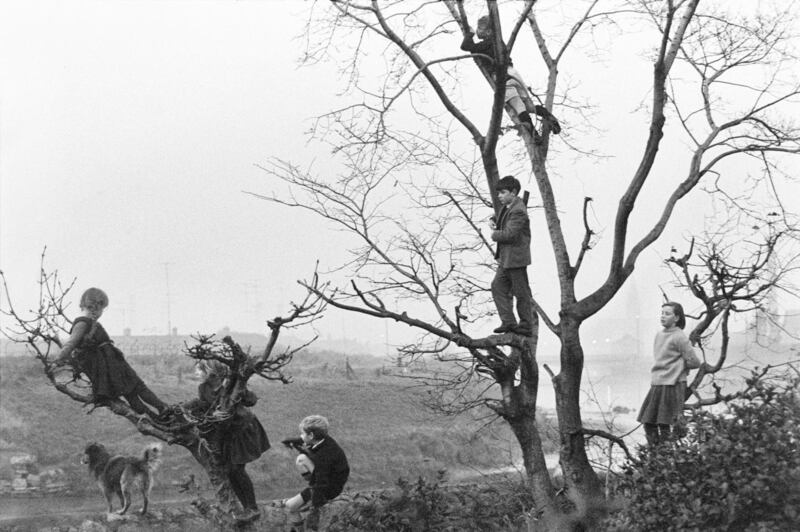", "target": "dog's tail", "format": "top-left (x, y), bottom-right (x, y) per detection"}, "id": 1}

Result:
top-left (141, 443), bottom-right (163, 473)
